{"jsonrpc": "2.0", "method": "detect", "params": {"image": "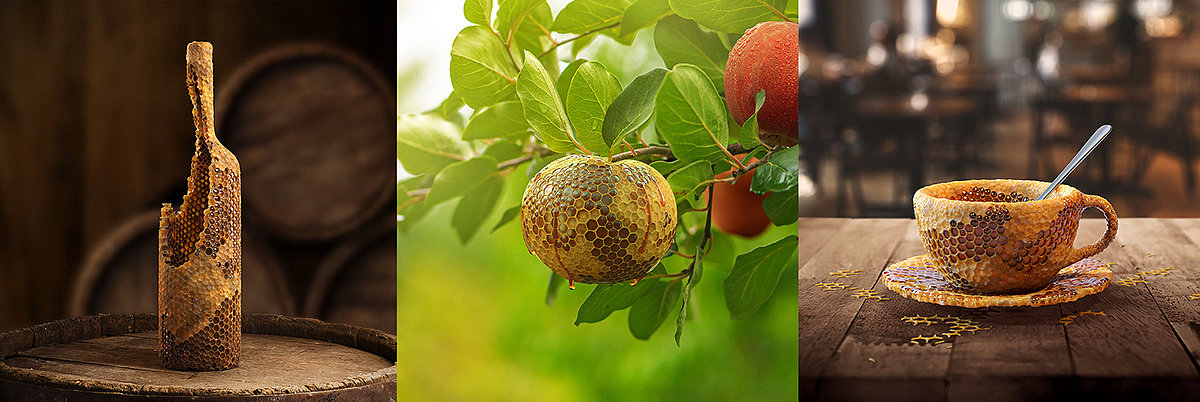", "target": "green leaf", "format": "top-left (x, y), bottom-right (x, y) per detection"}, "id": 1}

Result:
top-left (511, 3), bottom-right (554, 59)
top-left (675, 251), bottom-right (702, 345)
top-left (492, 204), bottom-right (522, 233)
top-left (526, 153), bottom-right (563, 178)
top-left (396, 174), bottom-right (427, 214)
top-left (424, 157), bottom-right (500, 207)
top-left (620, 0), bottom-right (673, 37)
top-left (517, 51), bottom-right (582, 154)
top-left (750, 146), bottom-right (799, 194)
top-left (553, 0), bottom-right (632, 34)
top-left (648, 158), bottom-right (688, 177)
top-left (555, 58), bottom-right (589, 101)
top-left (602, 68), bottom-right (666, 149)
top-left (546, 273), bottom-right (565, 306)
top-left (763, 189), bottom-right (798, 225)
top-left (397, 114), bottom-right (470, 175)
top-left (724, 234), bottom-right (798, 319)
top-left (666, 160), bottom-right (713, 200)
top-left (628, 279), bottom-right (682, 339)
top-left (428, 91), bottom-right (465, 120)
top-left (496, 0), bottom-right (544, 43)
top-left (566, 61), bottom-right (622, 154)
top-left (570, 33), bottom-right (597, 59)
top-left (398, 197), bottom-right (434, 232)
top-left (450, 26), bottom-right (519, 108)
top-left (576, 280), bottom-right (654, 325)
top-left (463, 101), bottom-right (531, 140)
top-left (654, 15), bottom-right (729, 92)
top-left (668, 0), bottom-right (789, 33)
top-left (451, 176), bottom-right (505, 243)
top-left (655, 64), bottom-right (730, 164)
top-left (481, 139), bottom-right (524, 162)
top-left (738, 90), bottom-right (766, 148)
top-left (464, 0), bottom-right (493, 26)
